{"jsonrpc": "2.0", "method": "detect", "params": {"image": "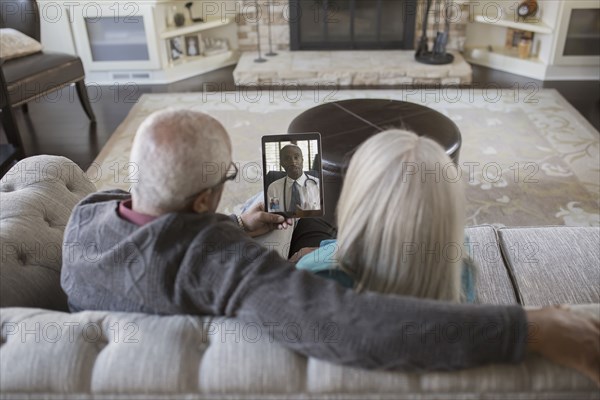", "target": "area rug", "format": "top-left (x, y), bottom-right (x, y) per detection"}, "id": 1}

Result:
top-left (90, 89), bottom-right (599, 227)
